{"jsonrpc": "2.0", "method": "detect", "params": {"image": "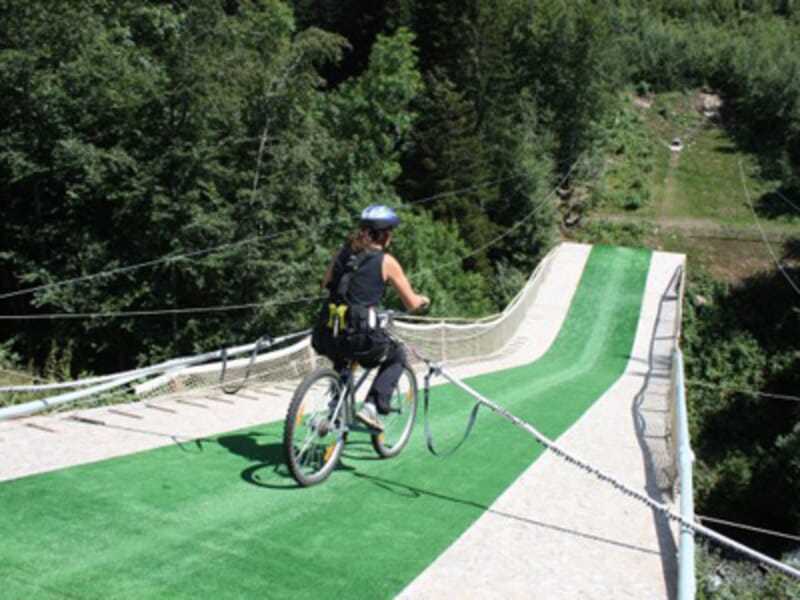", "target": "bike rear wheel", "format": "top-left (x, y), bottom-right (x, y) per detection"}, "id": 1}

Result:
top-left (371, 363), bottom-right (418, 458)
top-left (284, 367), bottom-right (345, 487)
